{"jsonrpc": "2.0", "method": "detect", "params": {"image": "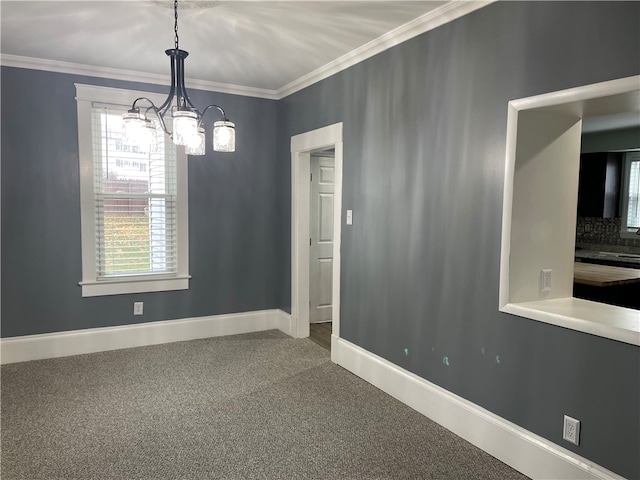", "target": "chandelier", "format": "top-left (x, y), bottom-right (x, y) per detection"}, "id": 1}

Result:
top-left (122, 0), bottom-right (235, 155)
